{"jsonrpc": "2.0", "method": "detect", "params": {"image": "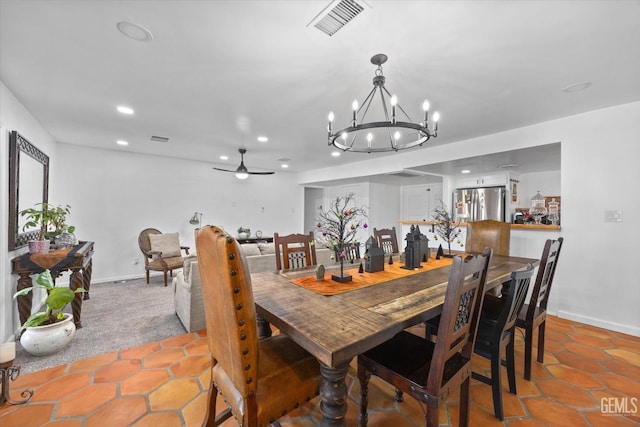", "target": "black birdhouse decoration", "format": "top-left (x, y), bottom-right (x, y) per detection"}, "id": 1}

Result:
top-left (364, 236), bottom-right (385, 273)
top-left (402, 225), bottom-right (422, 270)
top-left (415, 225), bottom-right (430, 263)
